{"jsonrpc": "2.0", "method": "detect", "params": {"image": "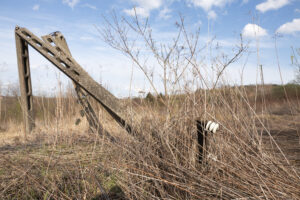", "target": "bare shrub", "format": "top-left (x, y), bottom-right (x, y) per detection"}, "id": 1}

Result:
top-left (97, 11), bottom-right (300, 199)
